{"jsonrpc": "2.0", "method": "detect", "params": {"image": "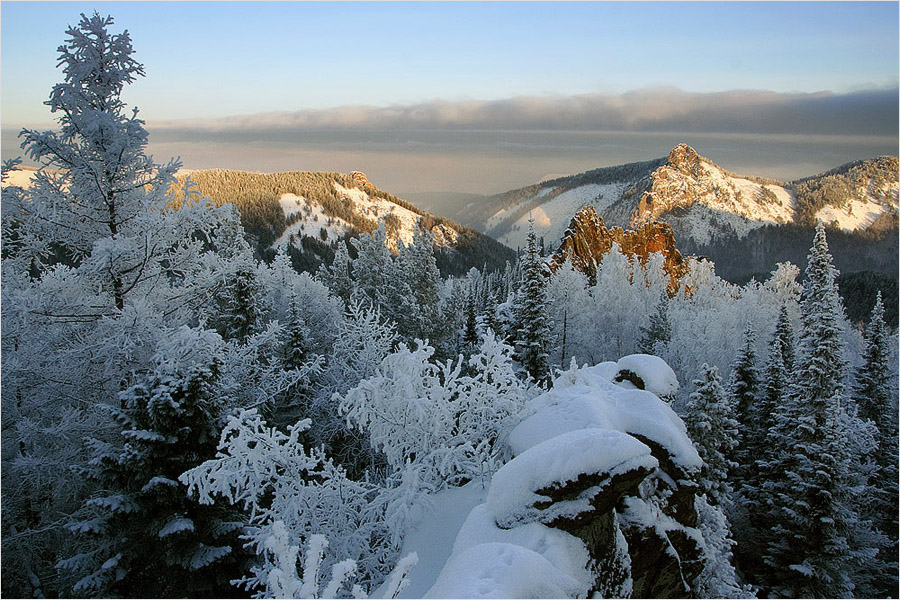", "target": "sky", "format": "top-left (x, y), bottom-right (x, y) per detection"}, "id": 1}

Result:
top-left (1, 1), bottom-right (898, 195)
